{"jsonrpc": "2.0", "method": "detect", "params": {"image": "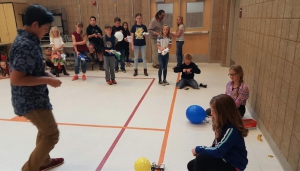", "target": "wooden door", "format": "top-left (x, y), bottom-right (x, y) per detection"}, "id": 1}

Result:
top-left (151, 0), bottom-right (211, 62)
top-left (13, 3), bottom-right (28, 29)
top-left (3, 3), bottom-right (17, 43)
top-left (0, 4), bottom-right (10, 43)
top-left (150, 0), bottom-right (180, 57)
top-left (179, 0), bottom-right (211, 60)
top-left (230, 0), bottom-right (241, 65)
